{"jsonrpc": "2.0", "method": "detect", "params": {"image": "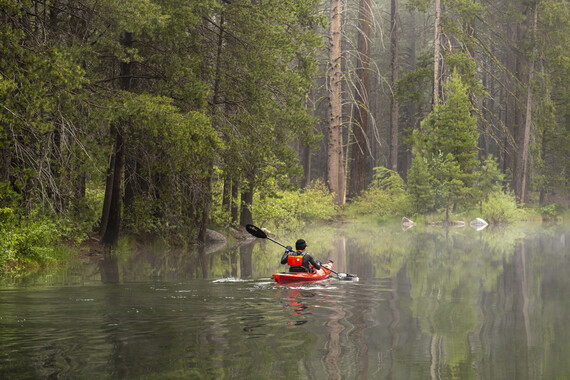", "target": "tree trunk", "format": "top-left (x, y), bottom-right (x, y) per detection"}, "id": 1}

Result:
top-left (101, 128), bottom-right (126, 246)
top-left (302, 144), bottom-right (312, 188)
top-left (505, 19), bottom-right (521, 177)
top-left (100, 31), bottom-right (133, 246)
top-left (348, 0), bottom-right (371, 198)
top-left (239, 176), bottom-right (254, 226)
top-left (433, 0), bottom-right (442, 105)
top-left (99, 152), bottom-right (115, 235)
top-left (222, 175), bottom-right (231, 215)
top-left (389, 0), bottom-right (399, 172)
top-left (198, 168), bottom-right (212, 243)
top-left (515, 2), bottom-right (538, 203)
top-left (402, 12), bottom-right (418, 181)
top-left (302, 82), bottom-right (317, 189)
top-left (327, 0), bottom-right (345, 205)
top-left (231, 176), bottom-right (239, 226)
